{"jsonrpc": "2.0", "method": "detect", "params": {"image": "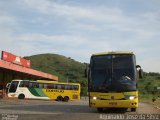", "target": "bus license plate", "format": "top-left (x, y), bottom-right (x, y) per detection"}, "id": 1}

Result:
top-left (109, 102), bottom-right (117, 106)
